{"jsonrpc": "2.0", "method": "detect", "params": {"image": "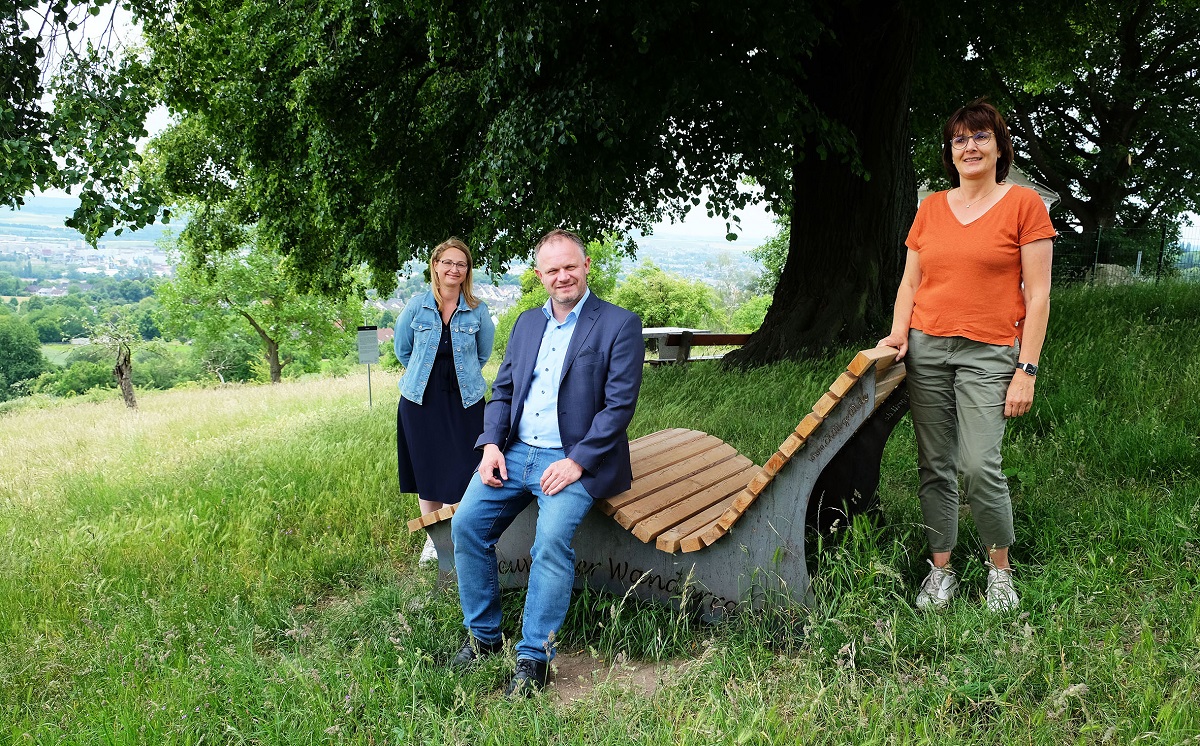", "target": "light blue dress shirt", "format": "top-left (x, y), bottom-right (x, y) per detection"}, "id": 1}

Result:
top-left (516, 289), bottom-right (591, 449)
